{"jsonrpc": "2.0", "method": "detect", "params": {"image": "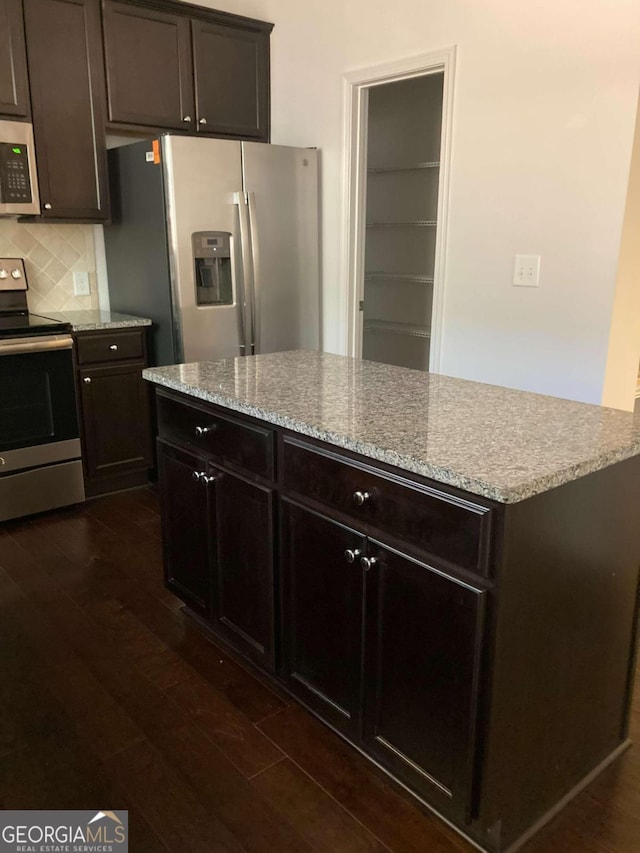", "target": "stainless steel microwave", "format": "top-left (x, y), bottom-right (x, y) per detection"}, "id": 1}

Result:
top-left (0, 120), bottom-right (40, 216)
